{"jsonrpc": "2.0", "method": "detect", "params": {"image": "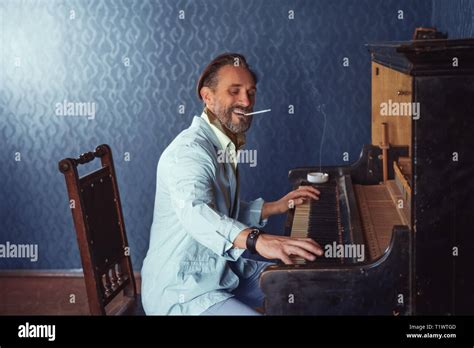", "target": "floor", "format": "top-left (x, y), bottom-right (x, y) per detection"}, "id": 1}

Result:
top-left (0, 270), bottom-right (141, 315)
